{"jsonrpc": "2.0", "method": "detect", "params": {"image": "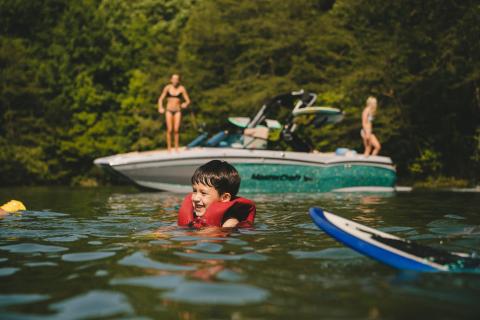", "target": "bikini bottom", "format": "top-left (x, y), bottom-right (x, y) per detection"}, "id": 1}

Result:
top-left (360, 129), bottom-right (374, 137)
top-left (166, 108), bottom-right (181, 115)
